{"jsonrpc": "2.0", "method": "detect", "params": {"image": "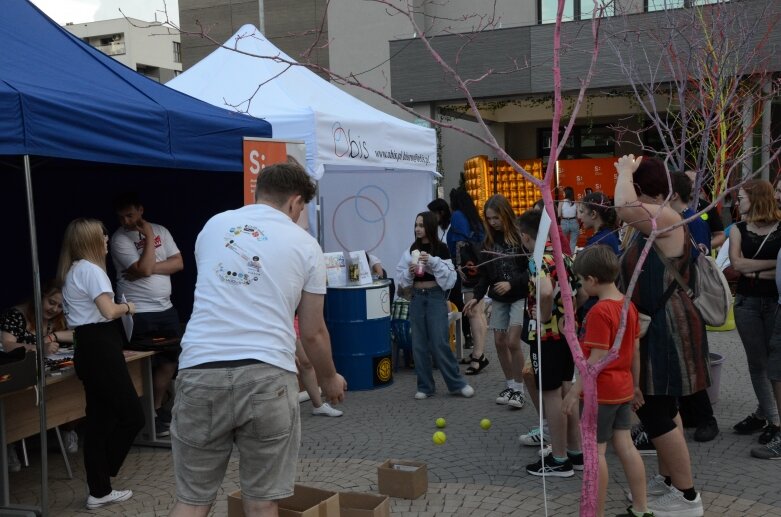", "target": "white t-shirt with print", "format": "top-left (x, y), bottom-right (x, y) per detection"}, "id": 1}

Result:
top-left (179, 204), bottom-right (326, 372)
top-left (62, 260), bottom-right (114, 327)
top-left (110, 223), bottom-right (180, 313)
